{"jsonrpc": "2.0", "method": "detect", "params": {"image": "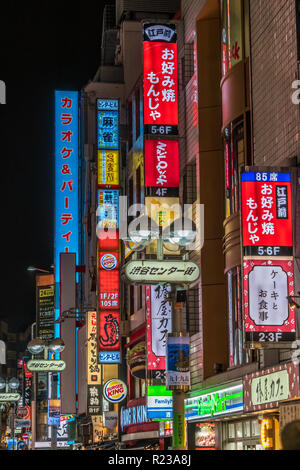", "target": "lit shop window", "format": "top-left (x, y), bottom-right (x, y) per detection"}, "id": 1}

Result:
top-left (221, 0), bottom-right (249, 76)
